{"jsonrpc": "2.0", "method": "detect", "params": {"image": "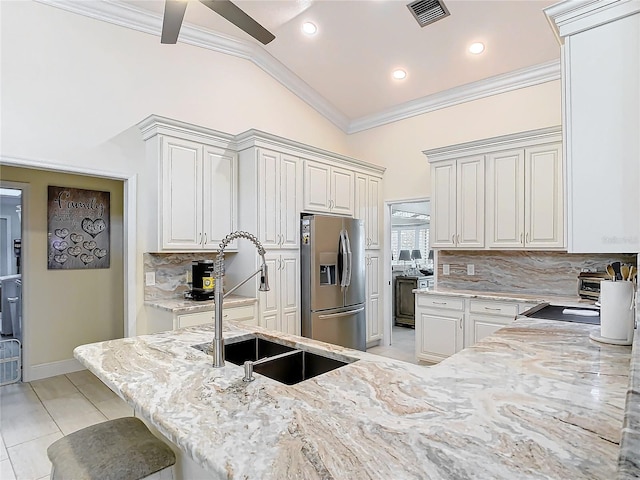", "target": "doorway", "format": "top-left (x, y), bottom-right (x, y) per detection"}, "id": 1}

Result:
top-left (369, 198), bottom-right (431, 364)
top-left (0, 184), bottom-right (25, 384)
